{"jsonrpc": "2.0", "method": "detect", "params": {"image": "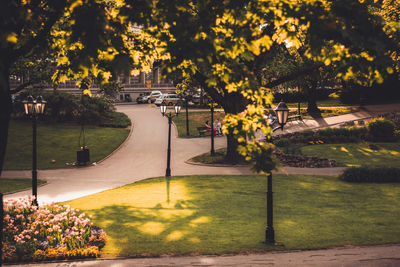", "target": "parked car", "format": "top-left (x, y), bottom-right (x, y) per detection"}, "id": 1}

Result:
top-left (142, 90), bottom-right (162, 103)
top-left (154, 93), bottom-right (181, 106)
top-left (136, 92), bottom-right (150, 104)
